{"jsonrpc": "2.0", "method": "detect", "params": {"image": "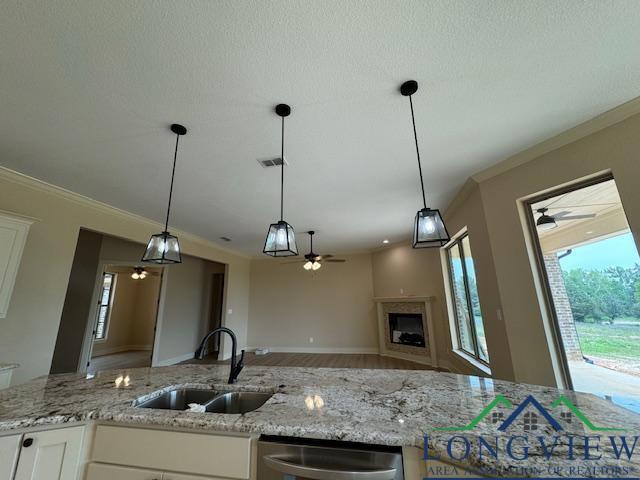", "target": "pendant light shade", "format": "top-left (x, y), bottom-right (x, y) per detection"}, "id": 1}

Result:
top-left (400, 80), bottom-right (450, 249)
top-left (263, 104), bottom-right (298, 257)
top-left (142, 123), bottom-right (187, 264)
top-left (264, 220), bottom-right (298, 256)
top-left (413, 208), bottom-right (449, 248)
